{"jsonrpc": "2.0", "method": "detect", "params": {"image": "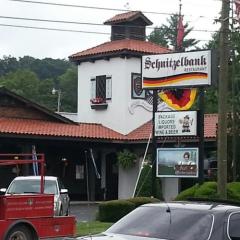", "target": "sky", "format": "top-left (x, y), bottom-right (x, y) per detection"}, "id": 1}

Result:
top-left (0, 0), bottom-right (222, 60)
